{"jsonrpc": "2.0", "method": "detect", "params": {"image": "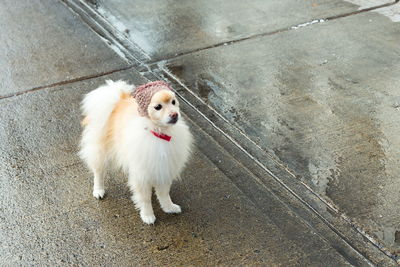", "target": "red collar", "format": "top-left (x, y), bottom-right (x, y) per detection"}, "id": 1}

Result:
top-left (150, 130), bottom-right (172, 142)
